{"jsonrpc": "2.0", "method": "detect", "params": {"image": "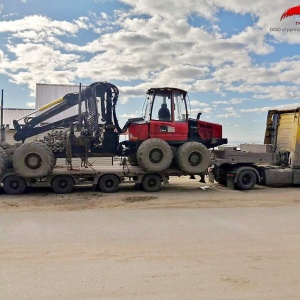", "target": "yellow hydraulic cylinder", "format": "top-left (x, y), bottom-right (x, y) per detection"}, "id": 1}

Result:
top-left (38, 97), bottom-right (64, 112)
